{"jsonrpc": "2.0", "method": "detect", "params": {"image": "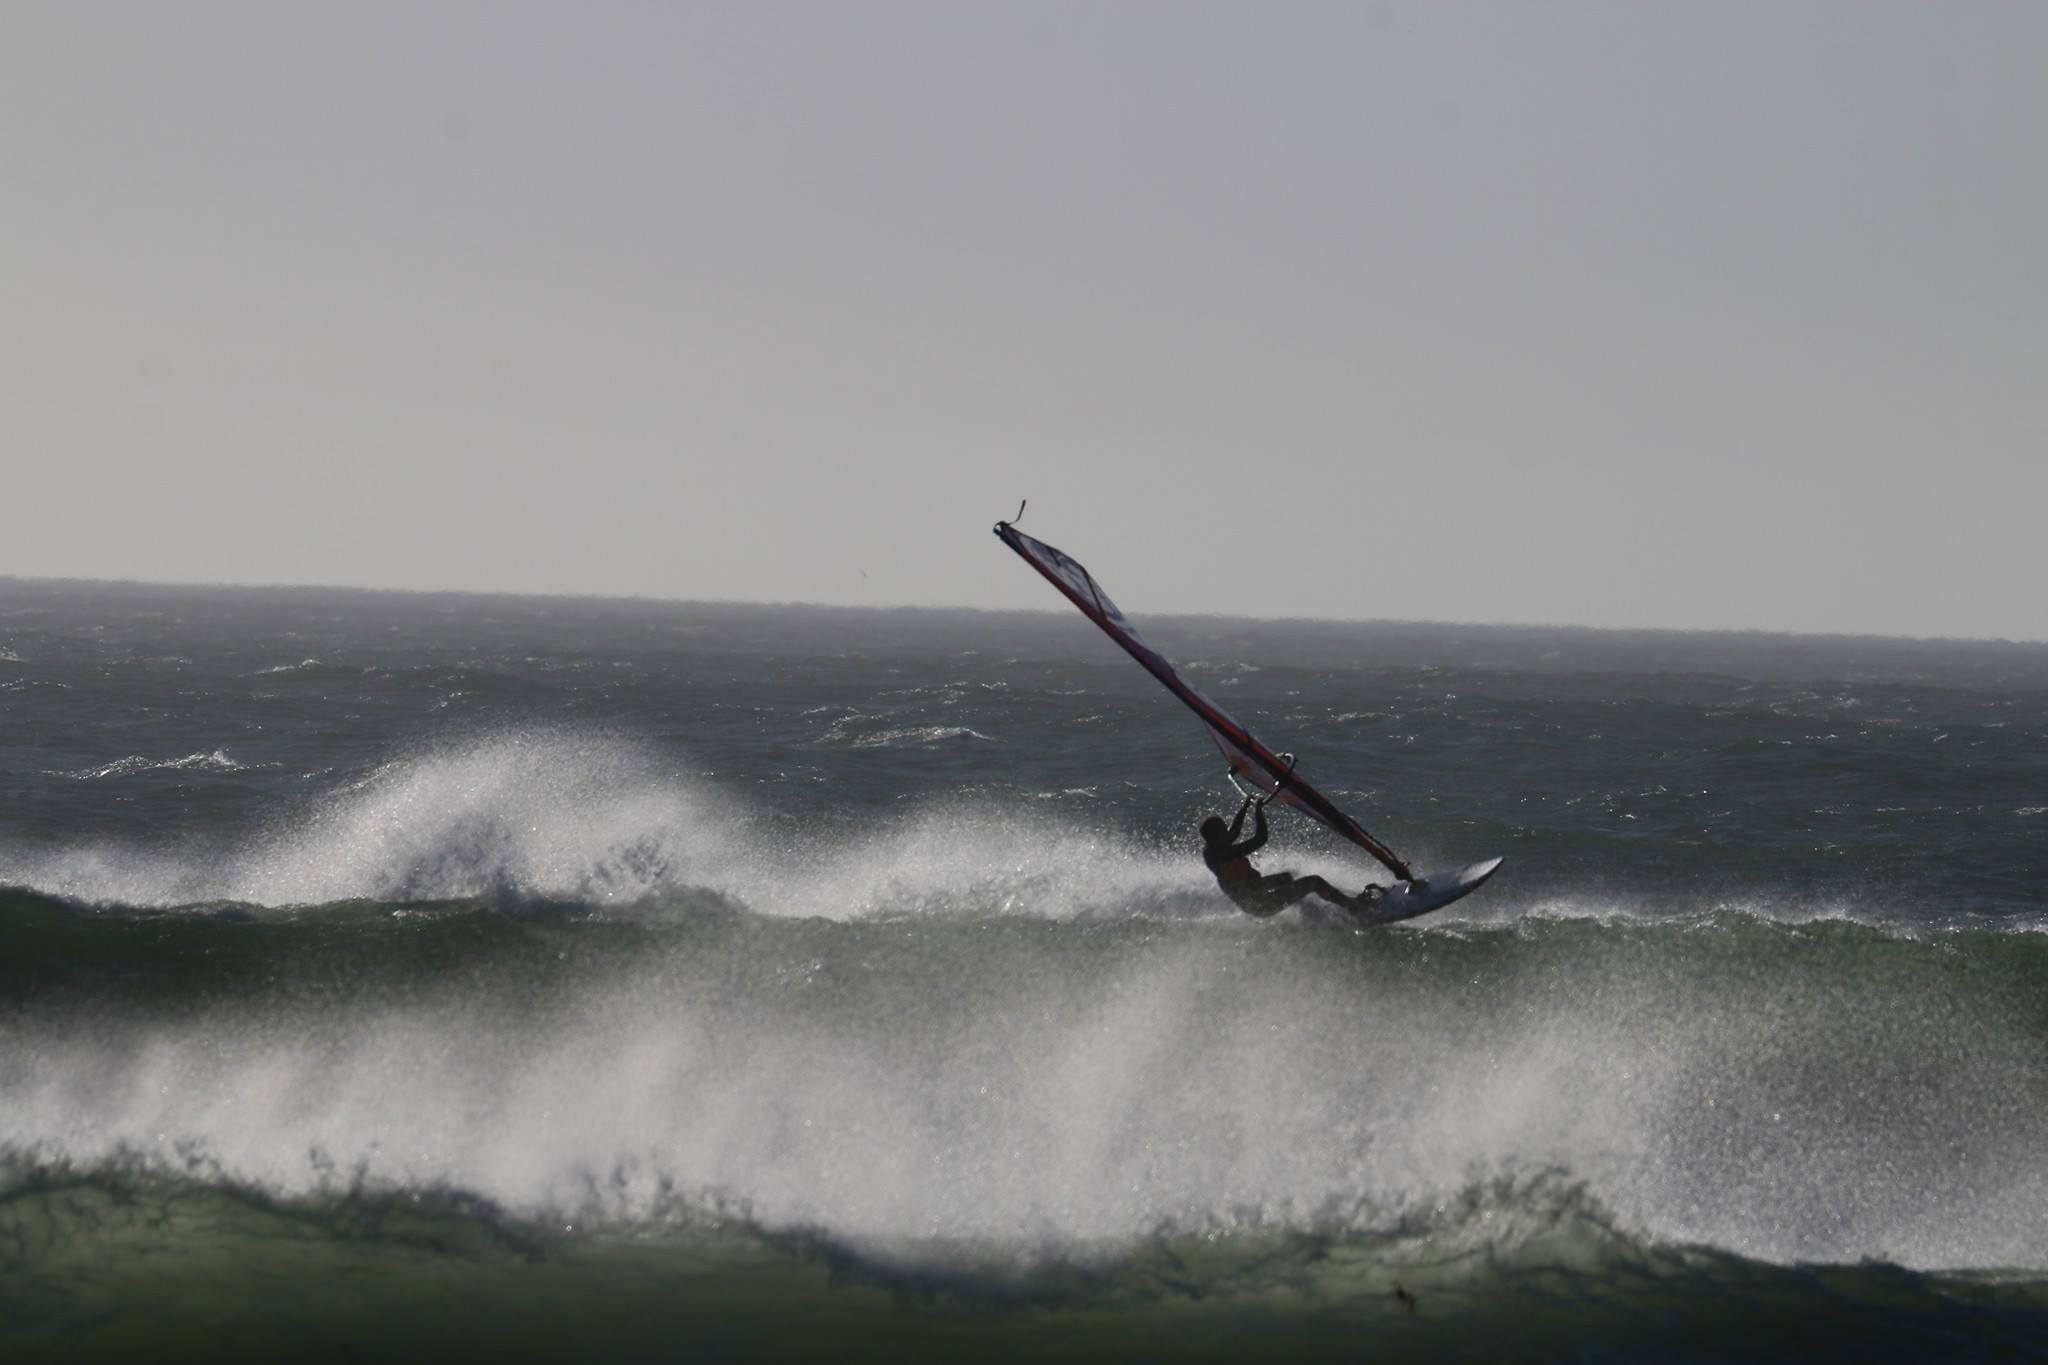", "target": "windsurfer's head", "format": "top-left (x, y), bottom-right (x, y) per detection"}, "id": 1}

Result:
top-left (1199, 815), bottom-right (1228, 845)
